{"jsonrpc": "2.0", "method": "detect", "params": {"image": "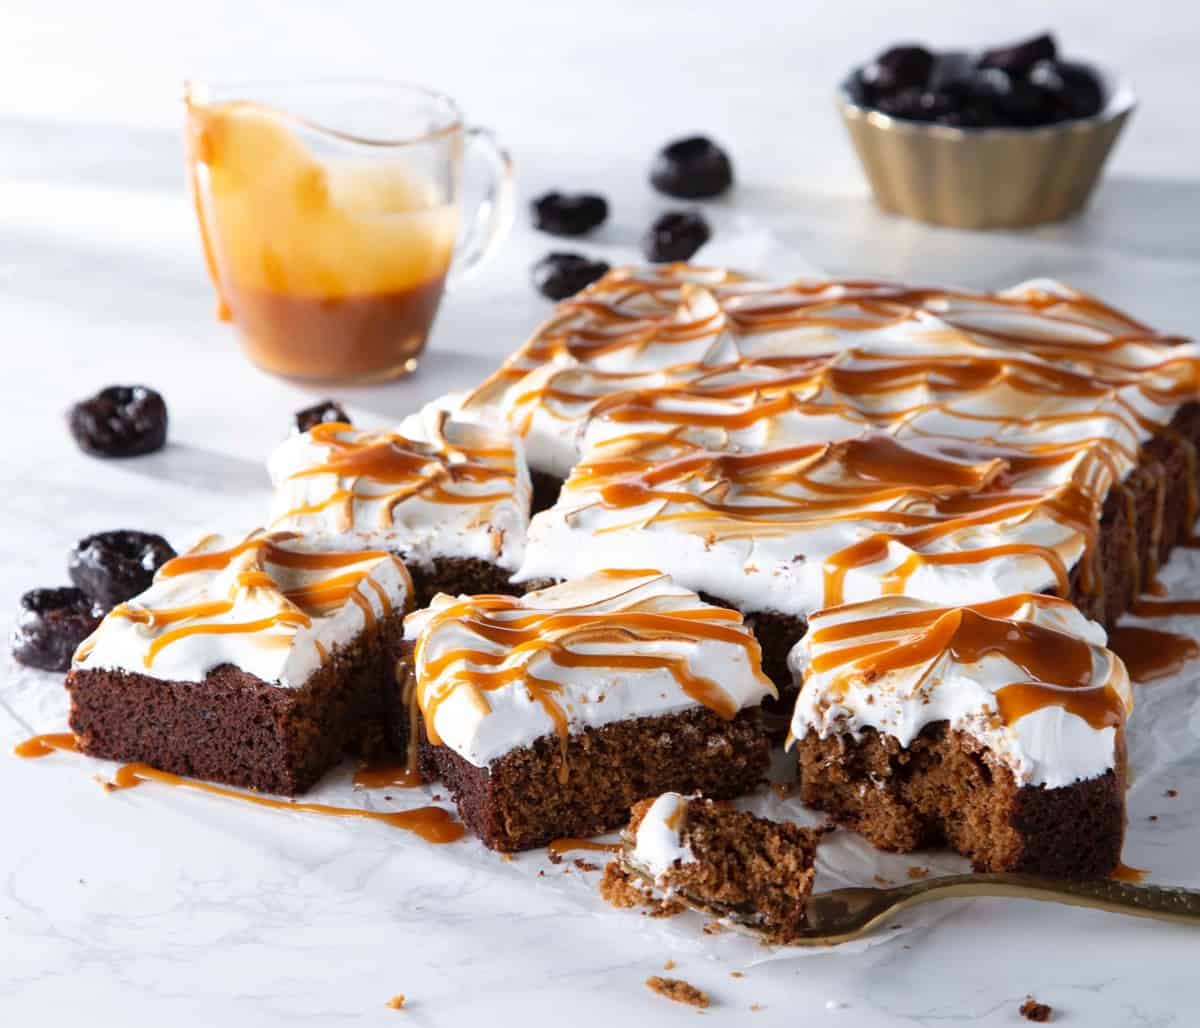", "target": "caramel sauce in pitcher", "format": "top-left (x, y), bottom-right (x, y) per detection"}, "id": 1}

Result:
top-left (186, 97), bottom-right (457, 382)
